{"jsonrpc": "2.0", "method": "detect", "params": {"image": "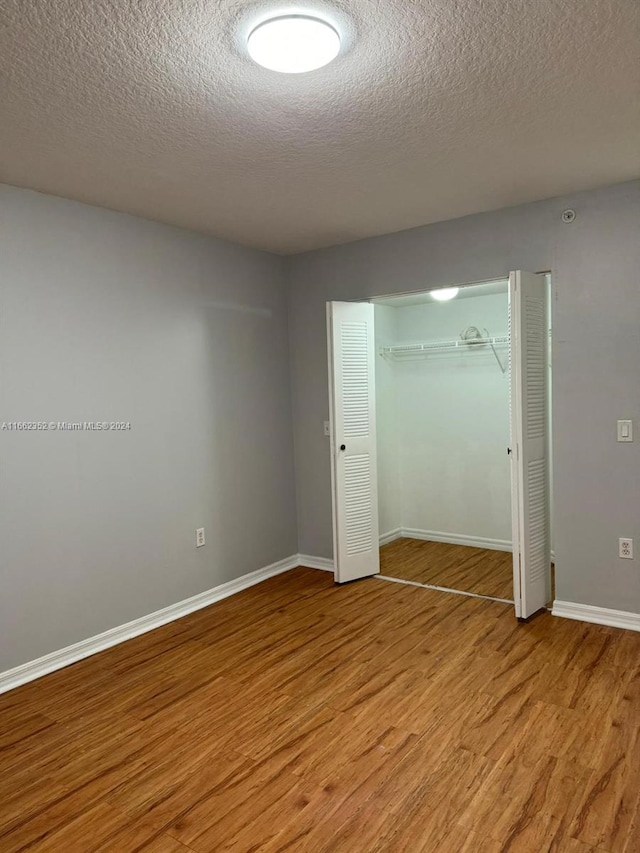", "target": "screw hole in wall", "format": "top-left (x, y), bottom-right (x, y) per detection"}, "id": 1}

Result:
top-left (562, 209), bottom-right (576, 223)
